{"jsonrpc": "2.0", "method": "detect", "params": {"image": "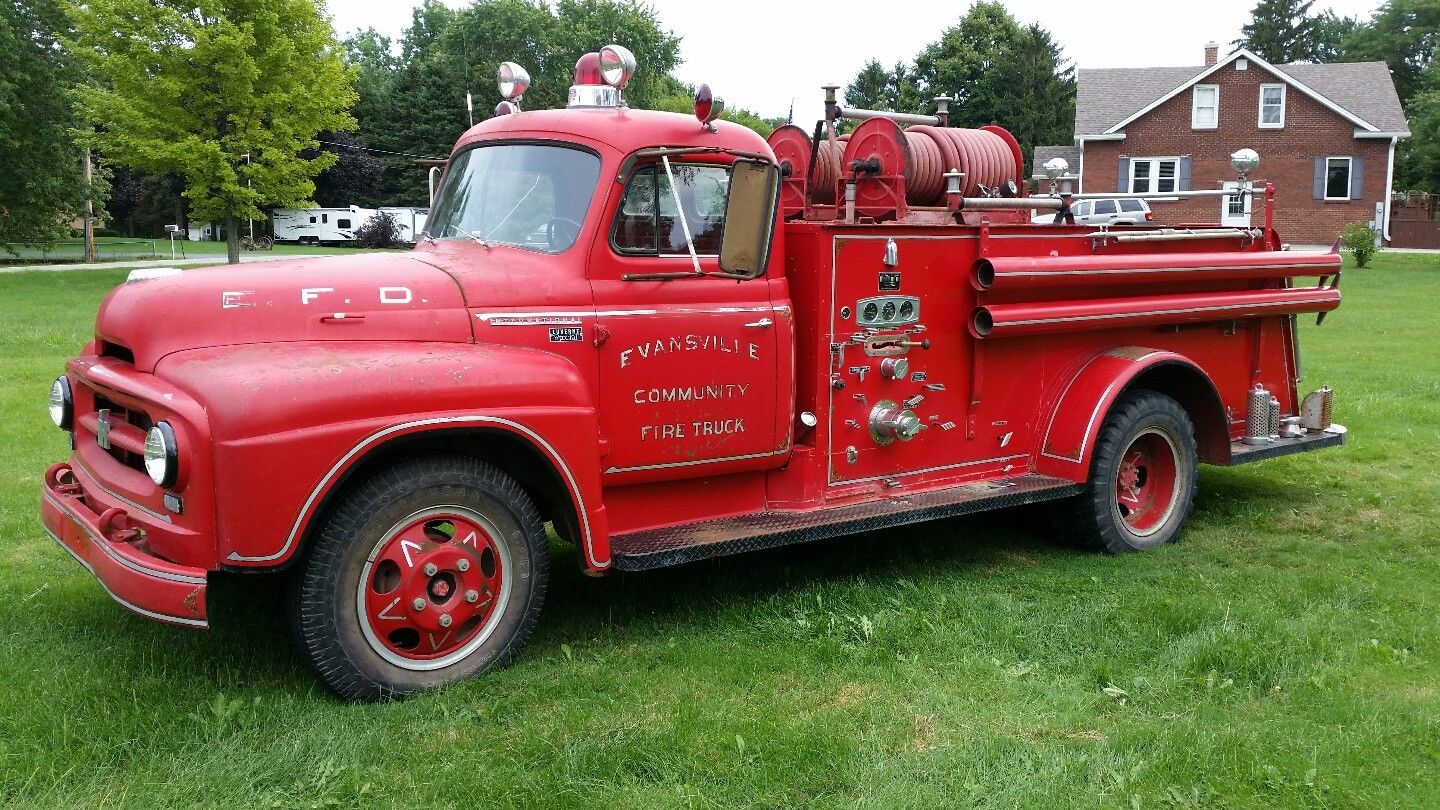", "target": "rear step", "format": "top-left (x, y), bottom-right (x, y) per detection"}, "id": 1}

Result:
top-left (611, 473), bottom-right (1084, 571)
